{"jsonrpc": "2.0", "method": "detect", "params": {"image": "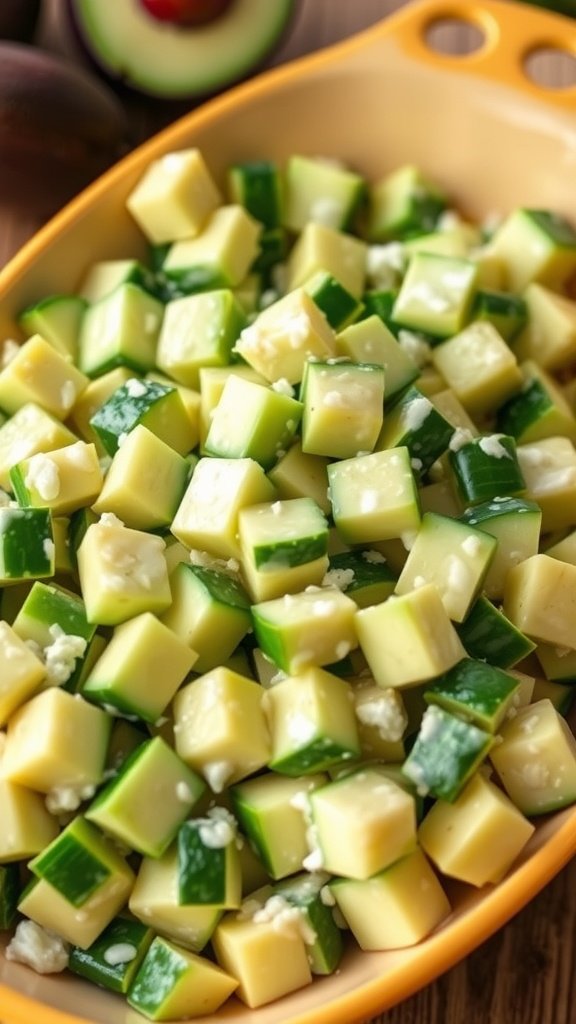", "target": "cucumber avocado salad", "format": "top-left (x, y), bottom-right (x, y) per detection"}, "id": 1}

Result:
top-left (2, 148), bottom-right (576, 1020)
